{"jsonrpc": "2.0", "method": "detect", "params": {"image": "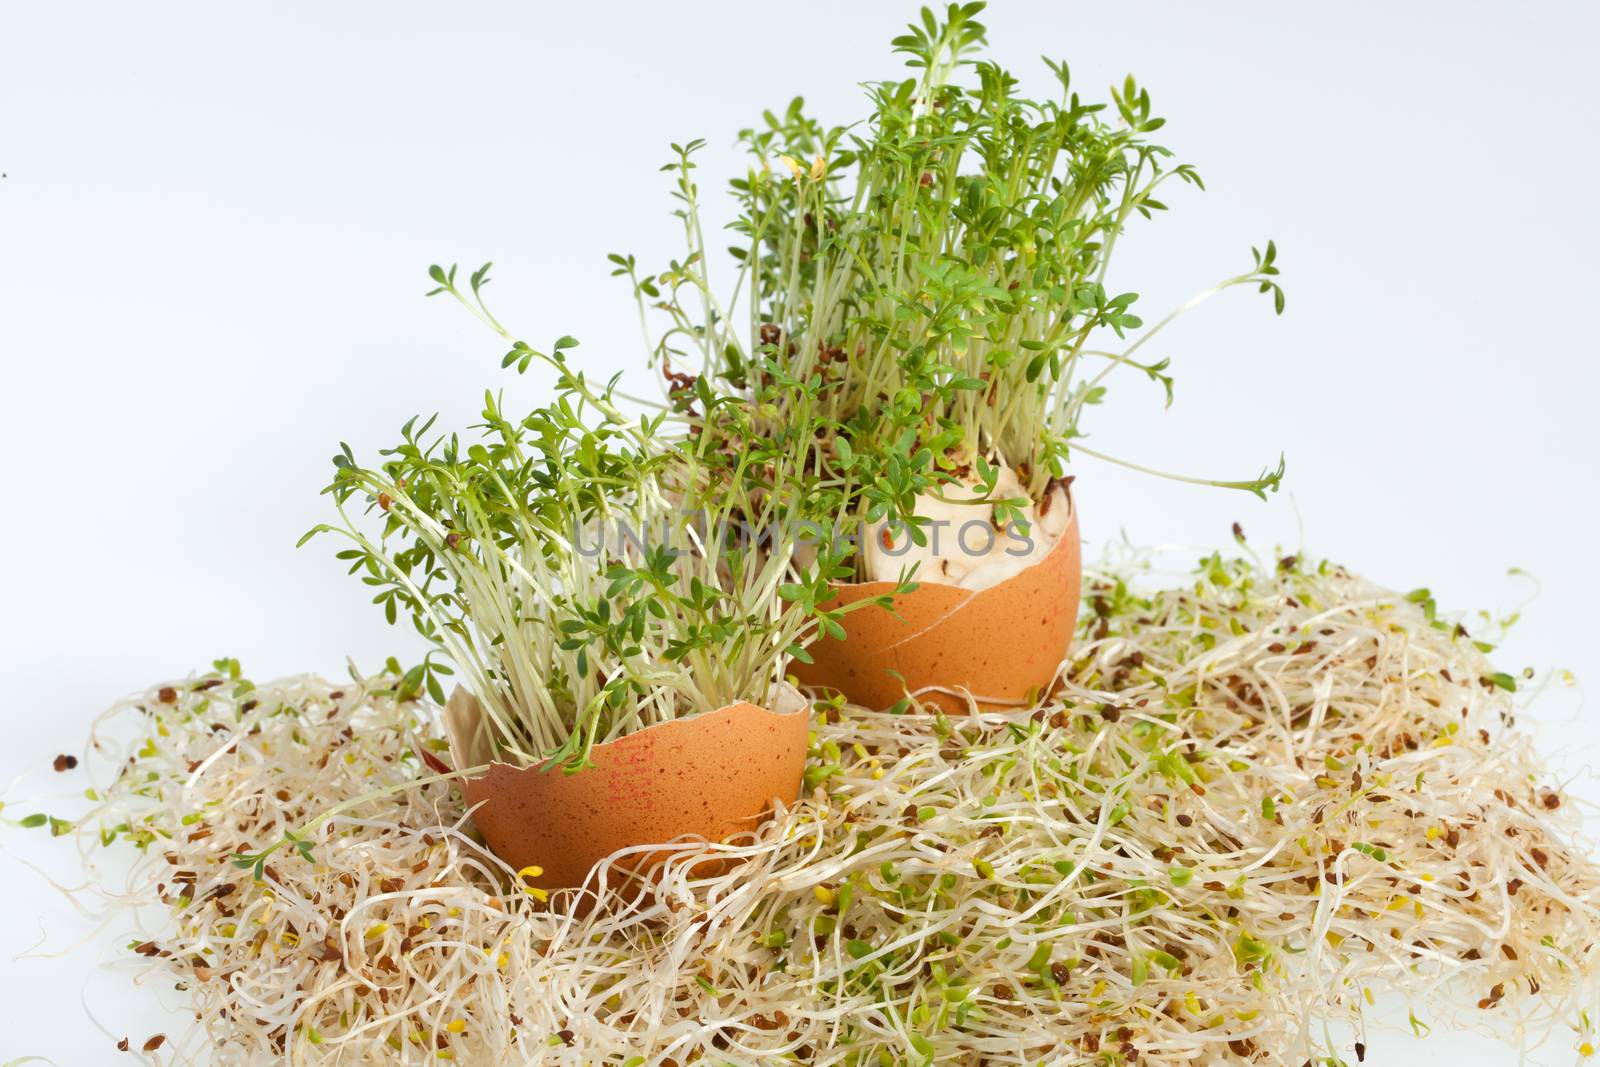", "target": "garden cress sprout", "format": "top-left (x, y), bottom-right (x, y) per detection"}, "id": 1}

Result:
top-left (302, 334), bottom-right (891, 772)
top-left (613, 3), bottom-right (1287, 573)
